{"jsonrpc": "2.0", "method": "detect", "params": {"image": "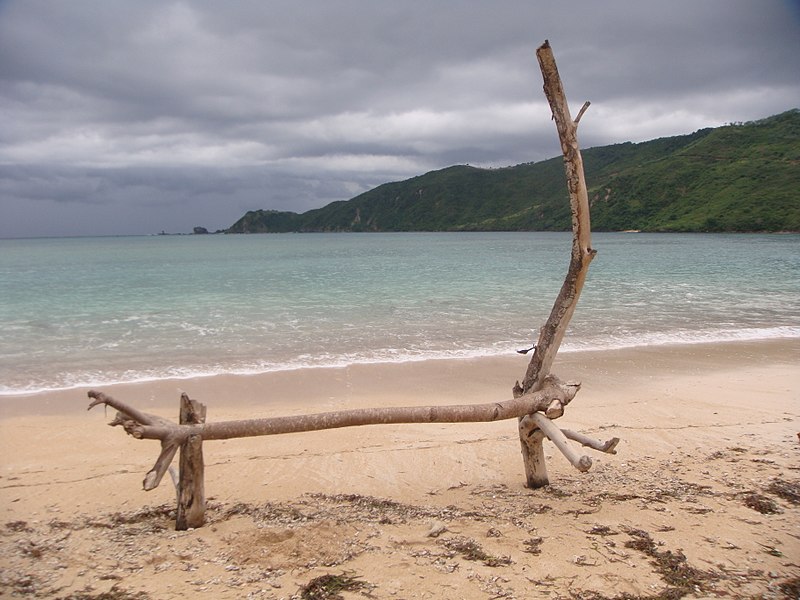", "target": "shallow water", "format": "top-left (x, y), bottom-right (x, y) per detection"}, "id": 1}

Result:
top-left (1, 232), bottom-right (798, 394)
